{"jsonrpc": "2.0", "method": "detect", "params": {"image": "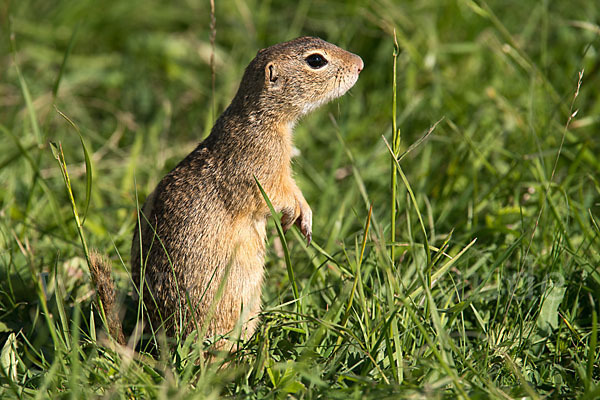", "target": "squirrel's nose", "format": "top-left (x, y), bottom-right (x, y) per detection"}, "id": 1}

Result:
top-left (356, 56), bottom-right (364, 73)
